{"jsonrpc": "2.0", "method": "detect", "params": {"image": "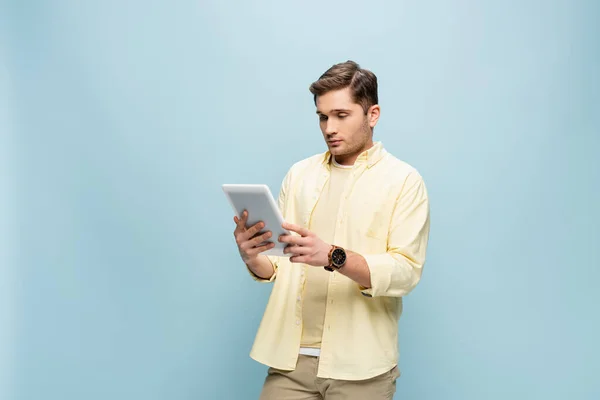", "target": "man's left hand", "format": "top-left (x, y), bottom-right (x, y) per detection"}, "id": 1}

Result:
top-left (279, 222), bottom-right (331, 266)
